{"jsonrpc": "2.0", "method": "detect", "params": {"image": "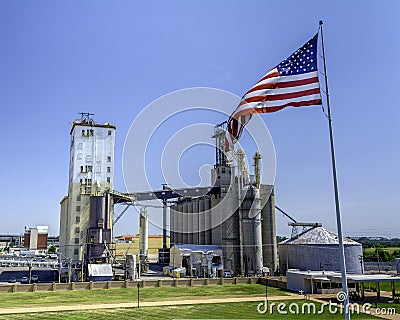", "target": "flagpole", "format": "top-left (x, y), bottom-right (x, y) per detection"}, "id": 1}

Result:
top-left (319, 20), bottom-right (350, 320)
